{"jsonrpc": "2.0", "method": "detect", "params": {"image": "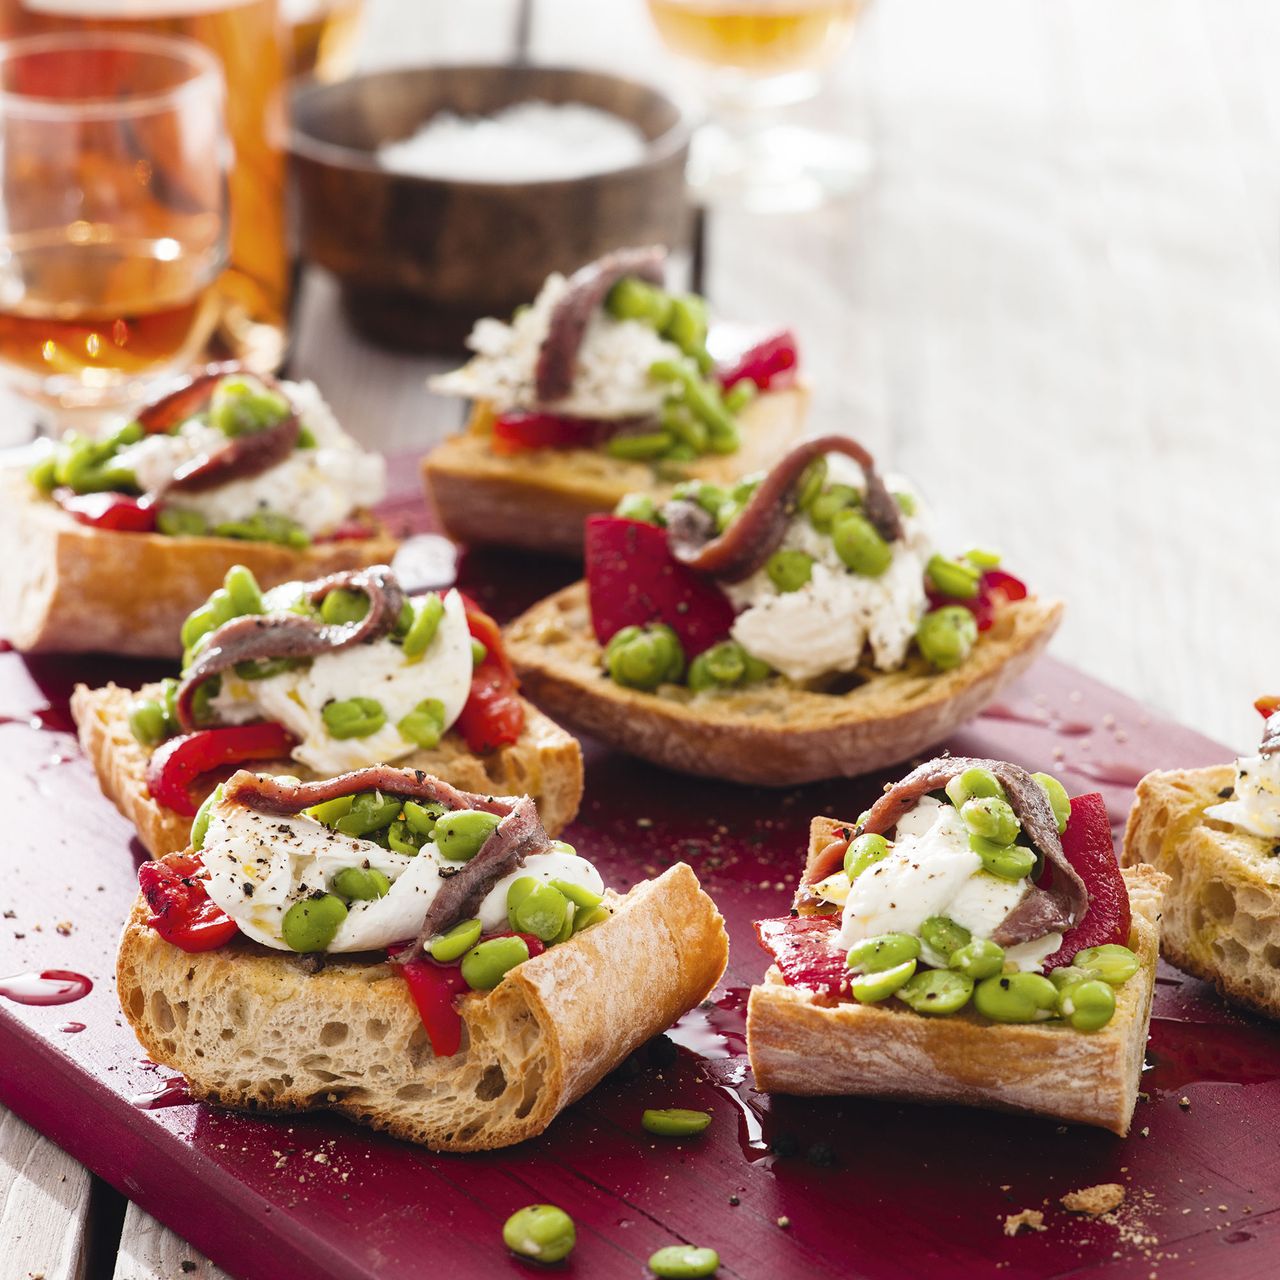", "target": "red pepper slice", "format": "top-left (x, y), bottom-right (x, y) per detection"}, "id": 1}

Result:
top-left (455, 599), bottom-right (525, 753)
top-left (398, 958), bottom-right (470, 1057)
top-left (315, 517), bottom-right (377, 543)
top-left (490, 411), bottom-right (610, 456)
top-left (584, 515), bottom-right (737, 658)
top-left (753, 915), bottom-right (848, 1001)
top-left (138, 852), bottom-right (239, 952)
top-left (54, 488), bottom-right (156, 533)
top-left (927, 567), bottom-right (1029, 633)
top-left (1042, 792), bottom-right (1132, 970)
top-left (715, 328), bottom-right (800, 392)
top-left (393, 932), bottom-right (546, 1057)
top-left (145, 723), bottom-right (298, 818)
top-left (1255, 695), bottom-right (1280, 719)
